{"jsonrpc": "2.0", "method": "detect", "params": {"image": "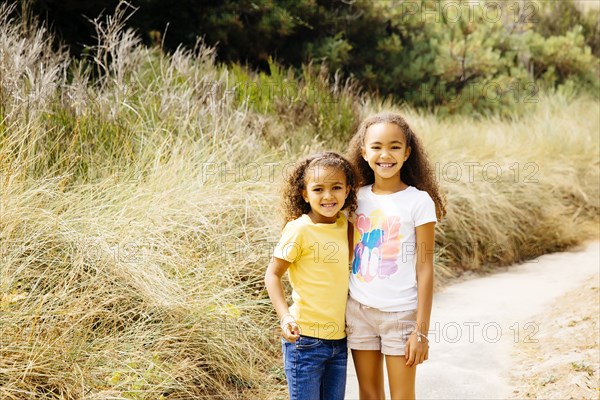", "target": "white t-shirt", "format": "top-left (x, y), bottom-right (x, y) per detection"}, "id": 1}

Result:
top-left (349, 185), bottom-right (437, 311)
